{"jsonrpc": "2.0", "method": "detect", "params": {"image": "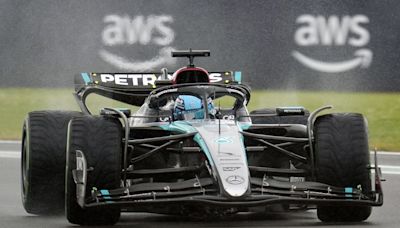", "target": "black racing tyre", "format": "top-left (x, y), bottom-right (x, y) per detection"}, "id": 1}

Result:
top-left (21, 111), bottom-right (81, 215)
top-left (66, 115), bottom-right (122, 226)
top-left (250, 108), bottom-right (309, 124)
top-left (314, 113), bottom-right (372, 222)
